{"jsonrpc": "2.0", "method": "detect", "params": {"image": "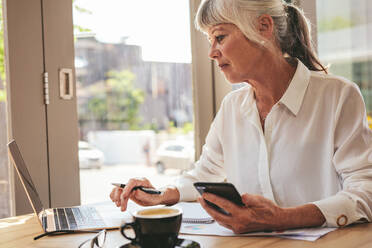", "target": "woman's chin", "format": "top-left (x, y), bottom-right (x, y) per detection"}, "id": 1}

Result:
top-left (224, 75), bottom-right (244, 84)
